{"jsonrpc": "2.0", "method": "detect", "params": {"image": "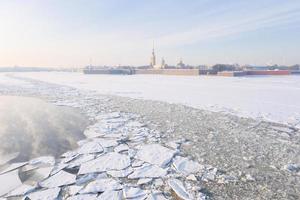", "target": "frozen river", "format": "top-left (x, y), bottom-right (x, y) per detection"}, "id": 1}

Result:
top-left (3, 72), bottom-right (300, 127)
